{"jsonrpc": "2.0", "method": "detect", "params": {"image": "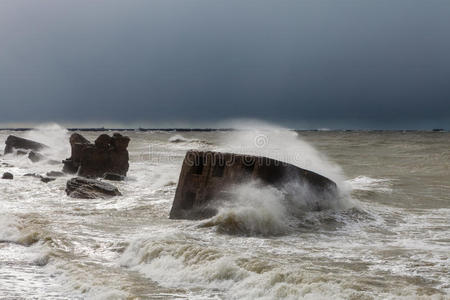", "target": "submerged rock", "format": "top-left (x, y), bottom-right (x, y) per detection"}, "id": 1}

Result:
top-left (4, 135), bottom-right (47, 155)
top-left (103, 172), bottom-right (125, 181)
top-left (62, 133), bottom-right (130, 178)
top-left (46, 171), bottom-right (65, 177)
top-left (169, 151), bottom-right (337, 220)
top-left (28, 151), bottom-right (46, 163)
top-left (41, 177), bottom-right (56, 183)
top-left (2, 172), bottom-right (13, 180)
top-left (66, 177), bottom-right (122, 199)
